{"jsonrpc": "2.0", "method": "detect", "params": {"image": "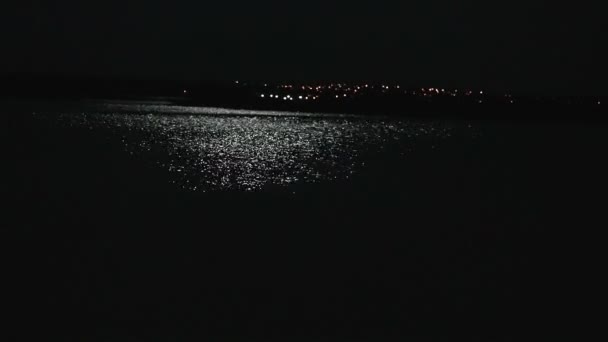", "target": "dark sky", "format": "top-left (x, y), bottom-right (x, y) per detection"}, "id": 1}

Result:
top-left (2, 0), bottom-right (606, 94)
